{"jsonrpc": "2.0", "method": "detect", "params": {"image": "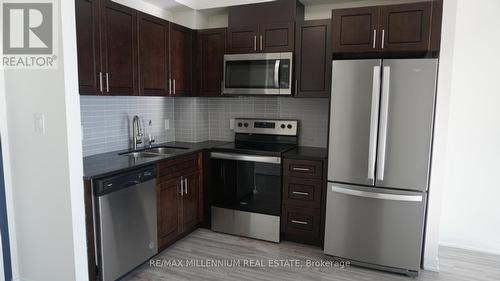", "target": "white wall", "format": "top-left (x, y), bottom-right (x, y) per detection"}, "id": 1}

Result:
top-left (1, 0), bottom-right (87, 281)
top-left (438, 0), bottom-right (500, 255)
